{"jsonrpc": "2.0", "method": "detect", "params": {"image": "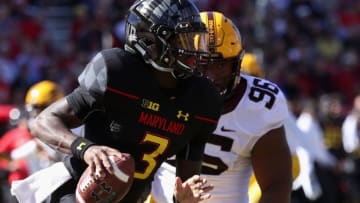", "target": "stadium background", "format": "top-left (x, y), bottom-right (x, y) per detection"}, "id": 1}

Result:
top-left (0, 0), bottom-right (359, 203)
